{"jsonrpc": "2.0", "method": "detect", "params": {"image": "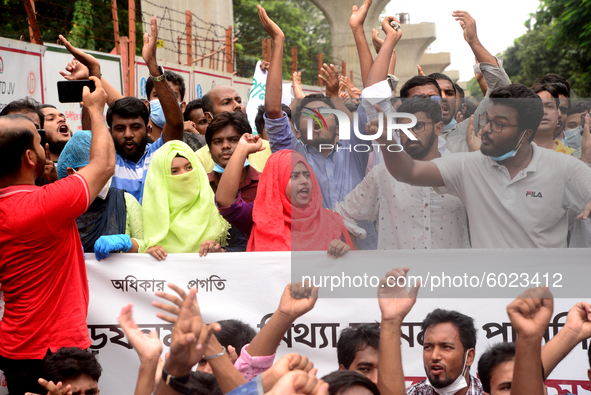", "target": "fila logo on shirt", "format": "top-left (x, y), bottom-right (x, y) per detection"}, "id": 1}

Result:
top-left (525, 191), bottom-right (543, 198)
